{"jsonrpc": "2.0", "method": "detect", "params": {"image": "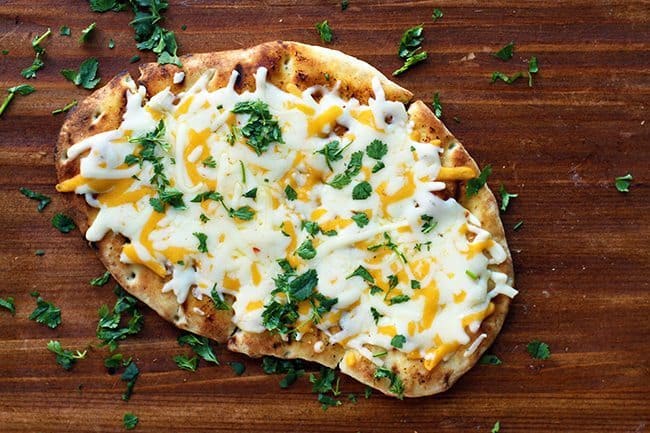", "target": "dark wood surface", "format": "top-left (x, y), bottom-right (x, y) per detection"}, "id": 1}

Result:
top-left (0, 1), bottom-right (648, 432)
